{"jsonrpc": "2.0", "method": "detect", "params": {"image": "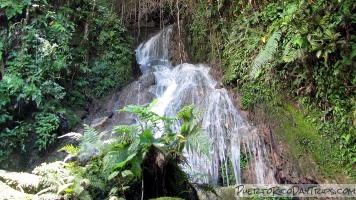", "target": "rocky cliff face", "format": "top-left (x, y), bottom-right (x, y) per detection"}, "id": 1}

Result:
top-left (169, 23), bottom-right (332, 184)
